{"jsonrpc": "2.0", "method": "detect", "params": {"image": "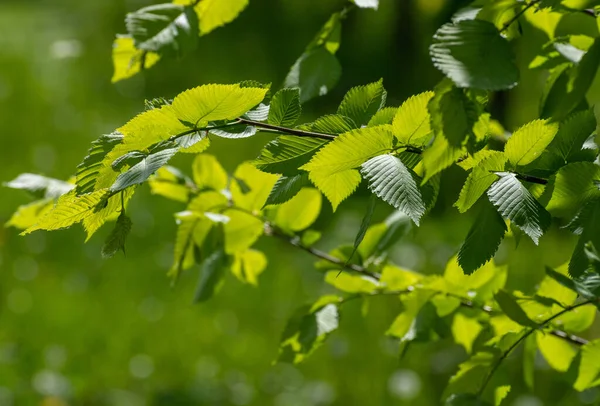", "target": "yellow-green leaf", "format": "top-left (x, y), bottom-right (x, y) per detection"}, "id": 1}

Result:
top-left (111, 36), bottom-right (160, 83)
top-left (392, 91), bottom-right (434, 146)
top-left (231, 249), bottom-right (267, 285)
top-left (193, 154), bottom-right (228, 191)
top-left (171, 83), bottom-right (268, 127)
top-left (223, 209), bottom-right (264, 254)
top-left (274, 188), bottom-right (322, 232)
top-left (23, 190), bottom-right (110, 234)
top-left (452, 313), bottom-right (483, 354)
top-left (504, 119), bottom-right (559, 167)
